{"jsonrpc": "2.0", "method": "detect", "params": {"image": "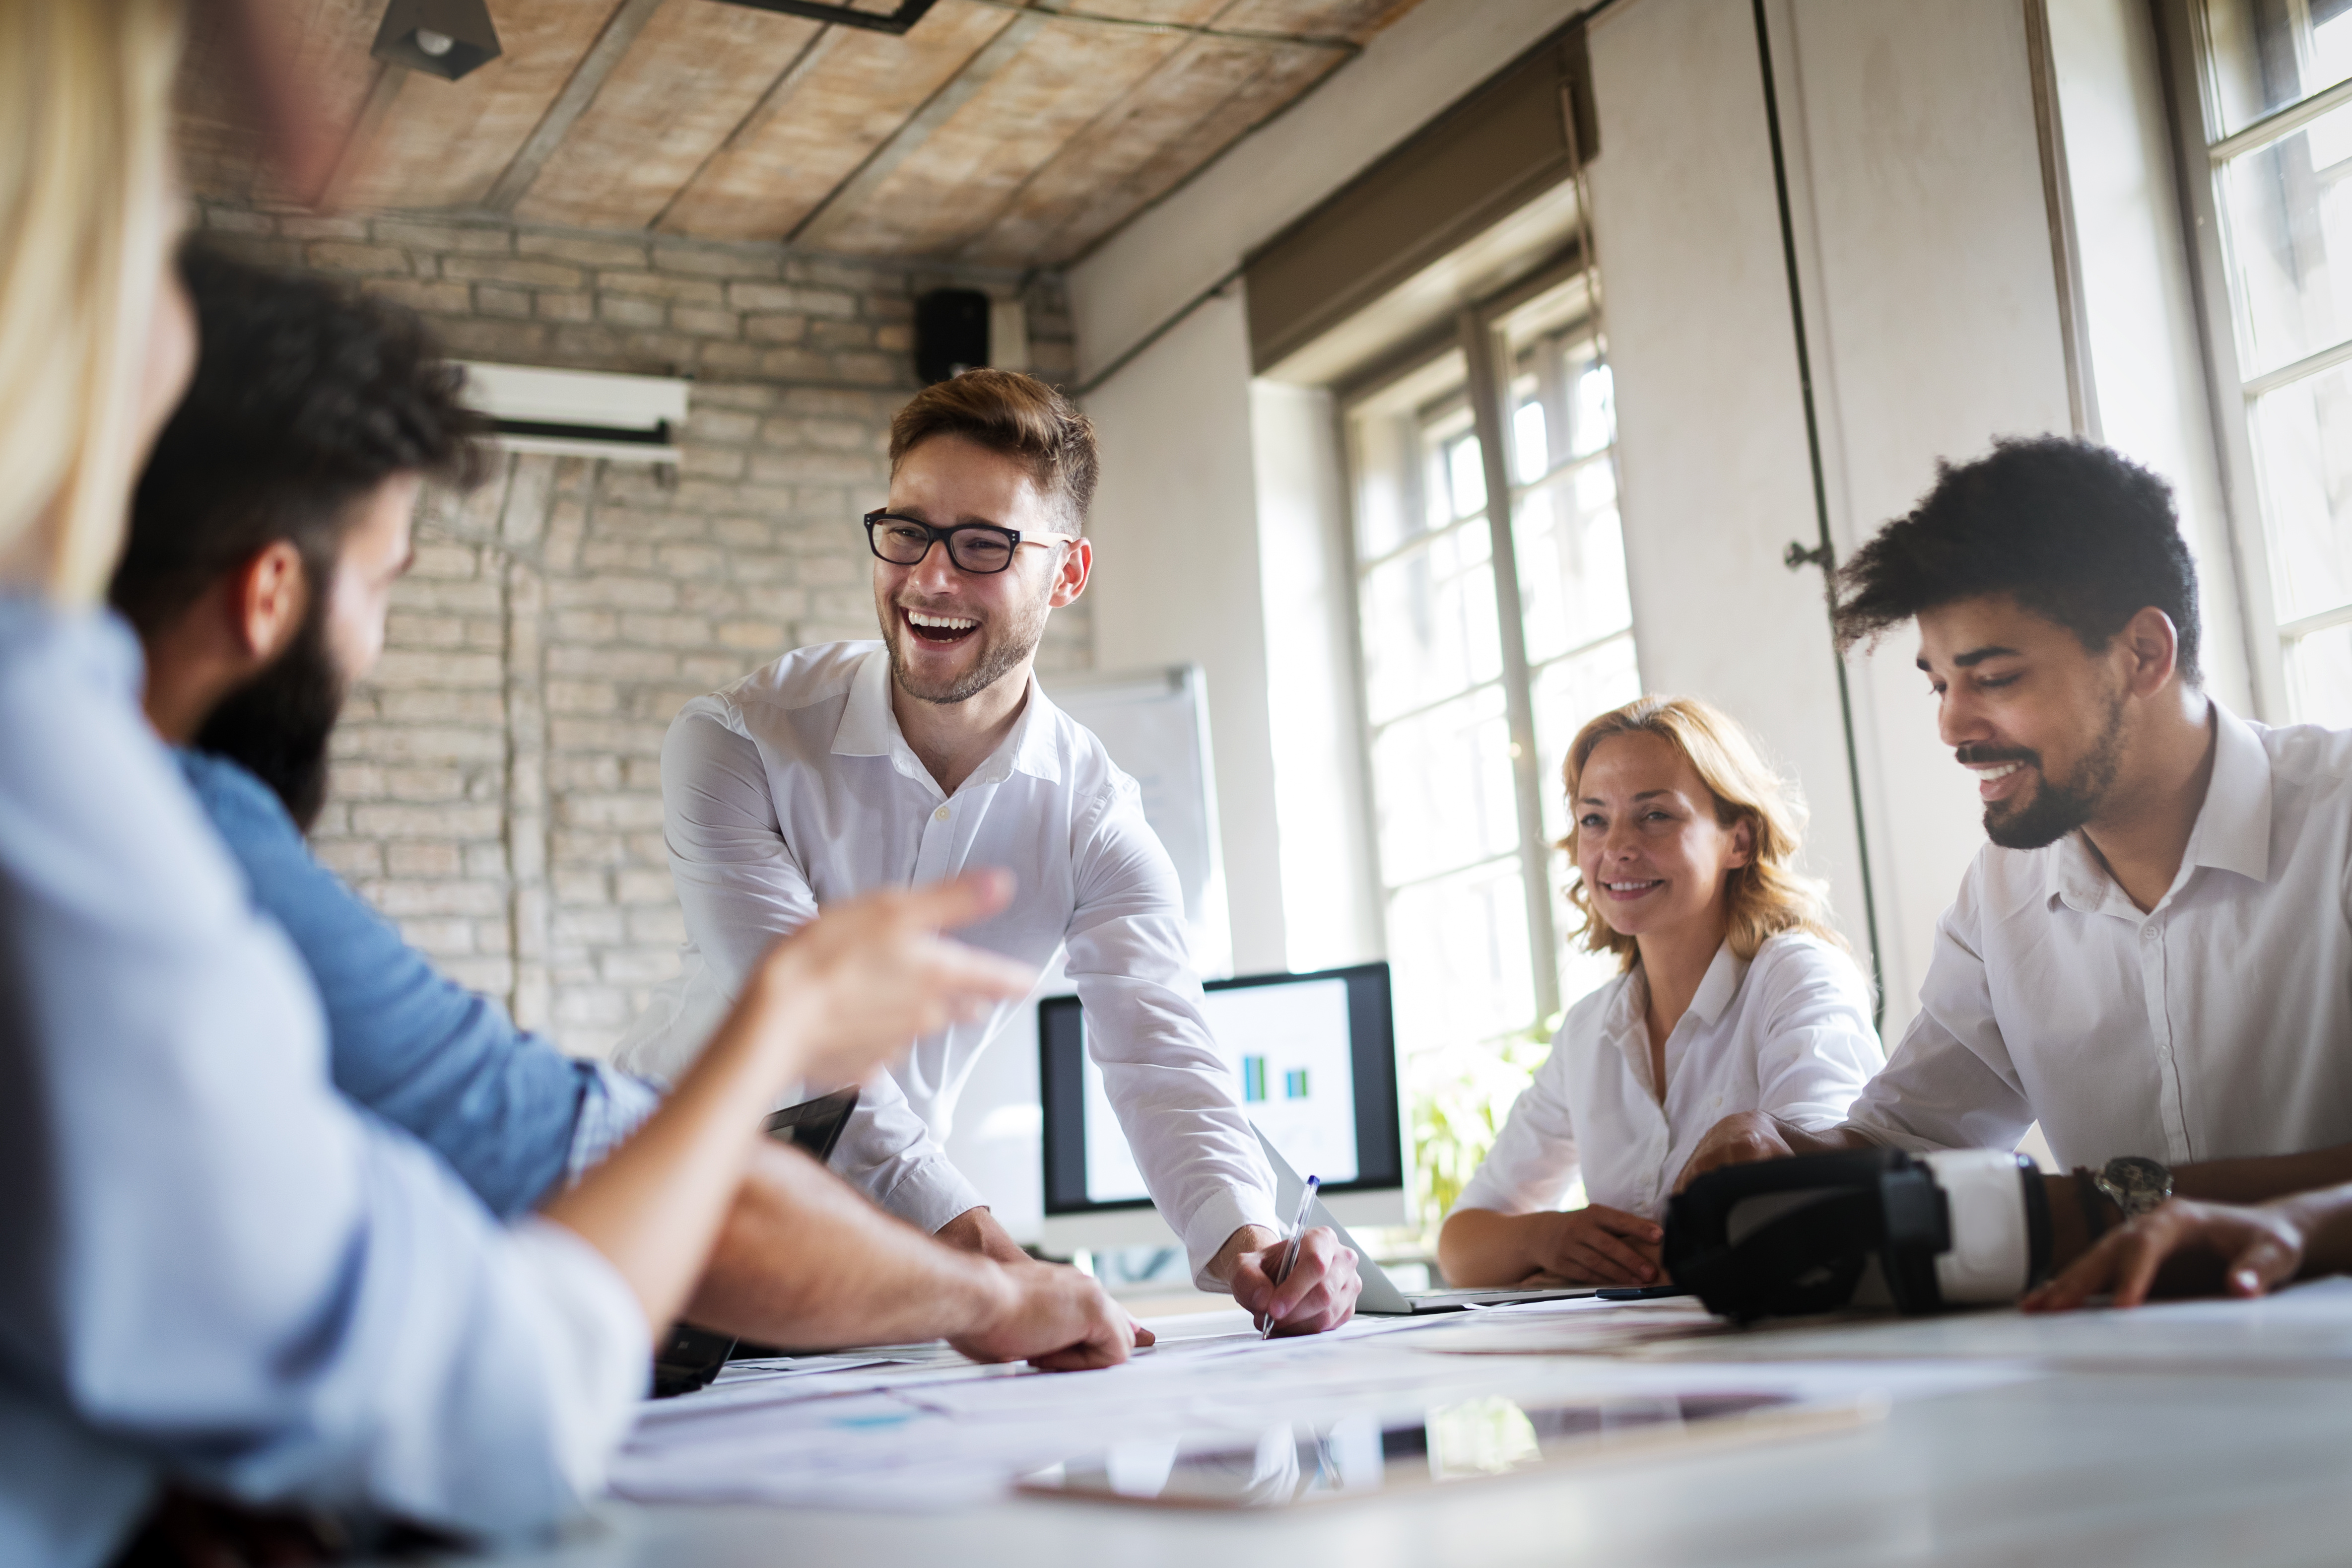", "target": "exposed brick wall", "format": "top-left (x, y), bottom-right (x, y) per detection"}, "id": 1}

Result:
top-left (197, 201), bottom-right (1089, 1058)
